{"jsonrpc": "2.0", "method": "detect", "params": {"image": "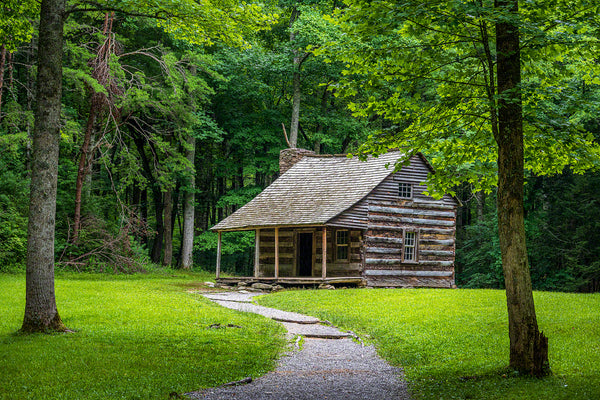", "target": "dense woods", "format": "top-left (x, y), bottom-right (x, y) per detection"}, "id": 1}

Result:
top-left (1, 0), bottom-right (599, 298)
